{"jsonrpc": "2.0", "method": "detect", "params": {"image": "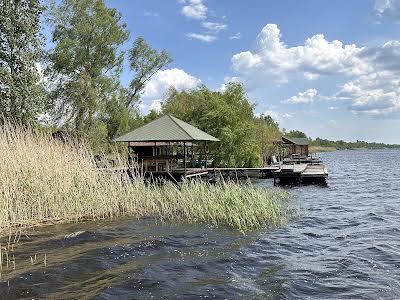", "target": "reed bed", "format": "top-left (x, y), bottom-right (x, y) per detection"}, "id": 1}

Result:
top-left (0, 124), bottom-right (290, 233)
